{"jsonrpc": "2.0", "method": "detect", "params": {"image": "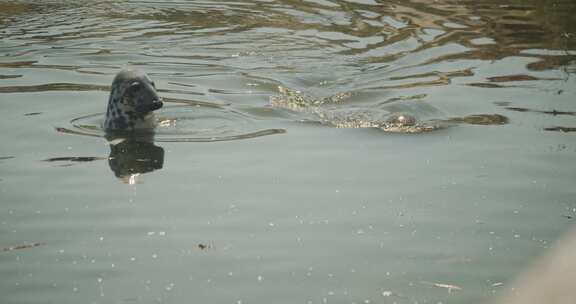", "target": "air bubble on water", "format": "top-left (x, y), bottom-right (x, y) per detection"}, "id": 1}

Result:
top-left (165, 283), bottom-right (175, 291)
top-left (147, 232), bottom-right (155, 236)
top-left (228, 272), bottom-right (234, 276)
top-left (152, 254), bottom-right (158, 259)
top-left (257, 275), bottom-right (263, 282)
top-left (130, 257), bottom-right (136, 262)
top-left (158, 231), bottom-right (166, 236)
top-left (97, 277), bottom-right (103, 283)
top-left (99, 236), bottom-right (104, 241)
top-left (382, 291), bottom-right (392, 297)
top-left (268, 222), bottom-right (275, 227)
